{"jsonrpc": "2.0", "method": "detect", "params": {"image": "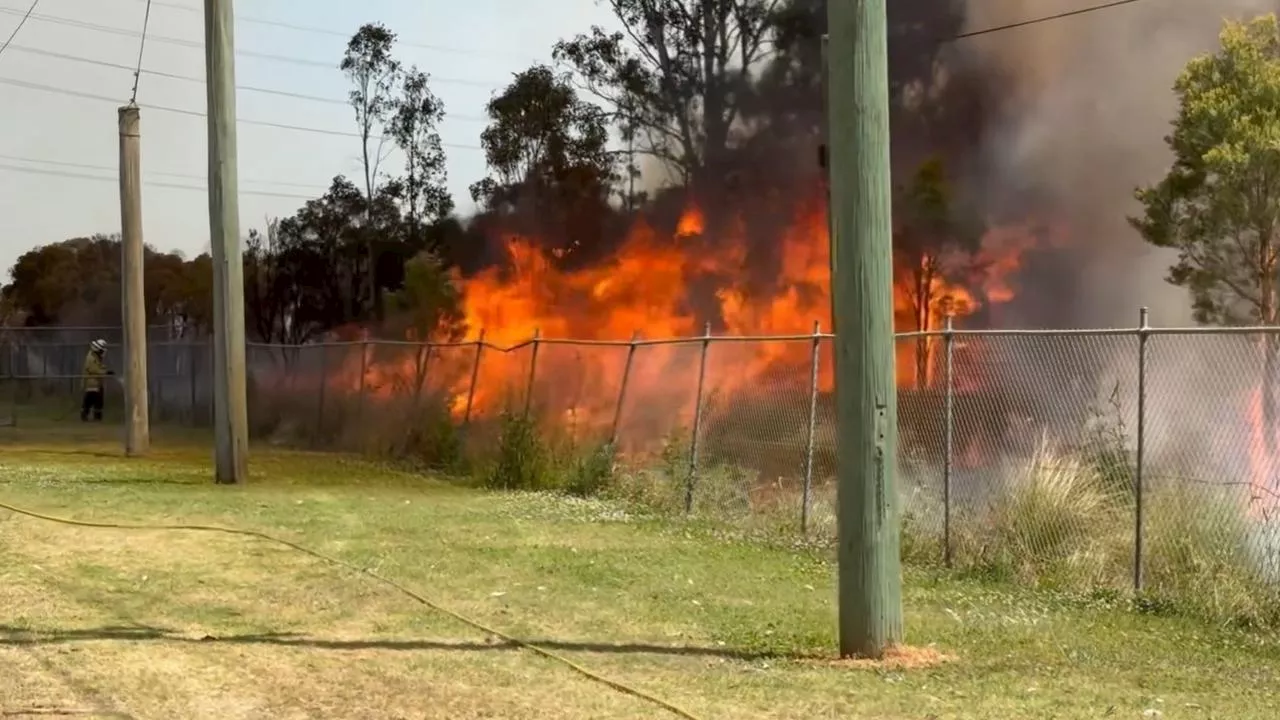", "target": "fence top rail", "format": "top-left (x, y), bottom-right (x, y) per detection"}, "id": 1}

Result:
top-left (0, 325), bottom-right (173, 332)
top-left (14, 322), bottom-right (1280, 352)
